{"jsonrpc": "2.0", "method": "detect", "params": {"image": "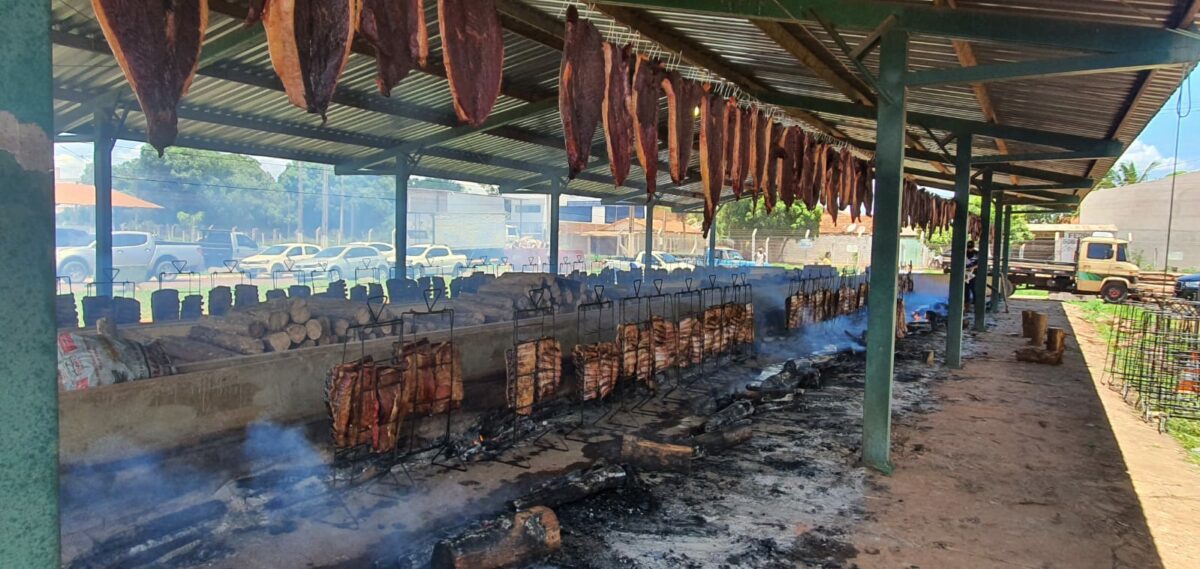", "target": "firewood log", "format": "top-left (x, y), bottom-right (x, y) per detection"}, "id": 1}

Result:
top-left (188, 325), bottom-right (265, 355)
top-left (1021, 310), bottom-right (1034, 338)
top-left (1045, 327), bottom-right (1067, 353)
top-left (289, 298), bottom-right (312, 324)
top-left (286, 323), bottom-right (308, 345)
top-left (1015, 346), bottom-right (1063, 365)
top-left (620, 435), bottom-right (692, 472)
top-left (332, 318), bottom-right (351, 337)
top-left (510, 465), bottom-right (627, 511)
top-left (305, 318), bottom-right (325, 341)
top-left (430, 506), bottom-right (561, 569)
top-left (693, 420), bottom-right (752, 456)
top-left (265, 331), bottom-right (292, 353)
